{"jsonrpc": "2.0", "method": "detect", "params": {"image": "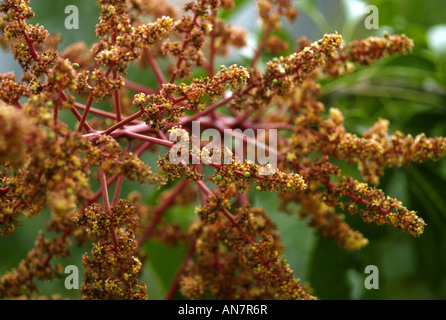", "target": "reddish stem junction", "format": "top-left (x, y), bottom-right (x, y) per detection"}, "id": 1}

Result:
top-left (16, 16), bottom-right (299, 299)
